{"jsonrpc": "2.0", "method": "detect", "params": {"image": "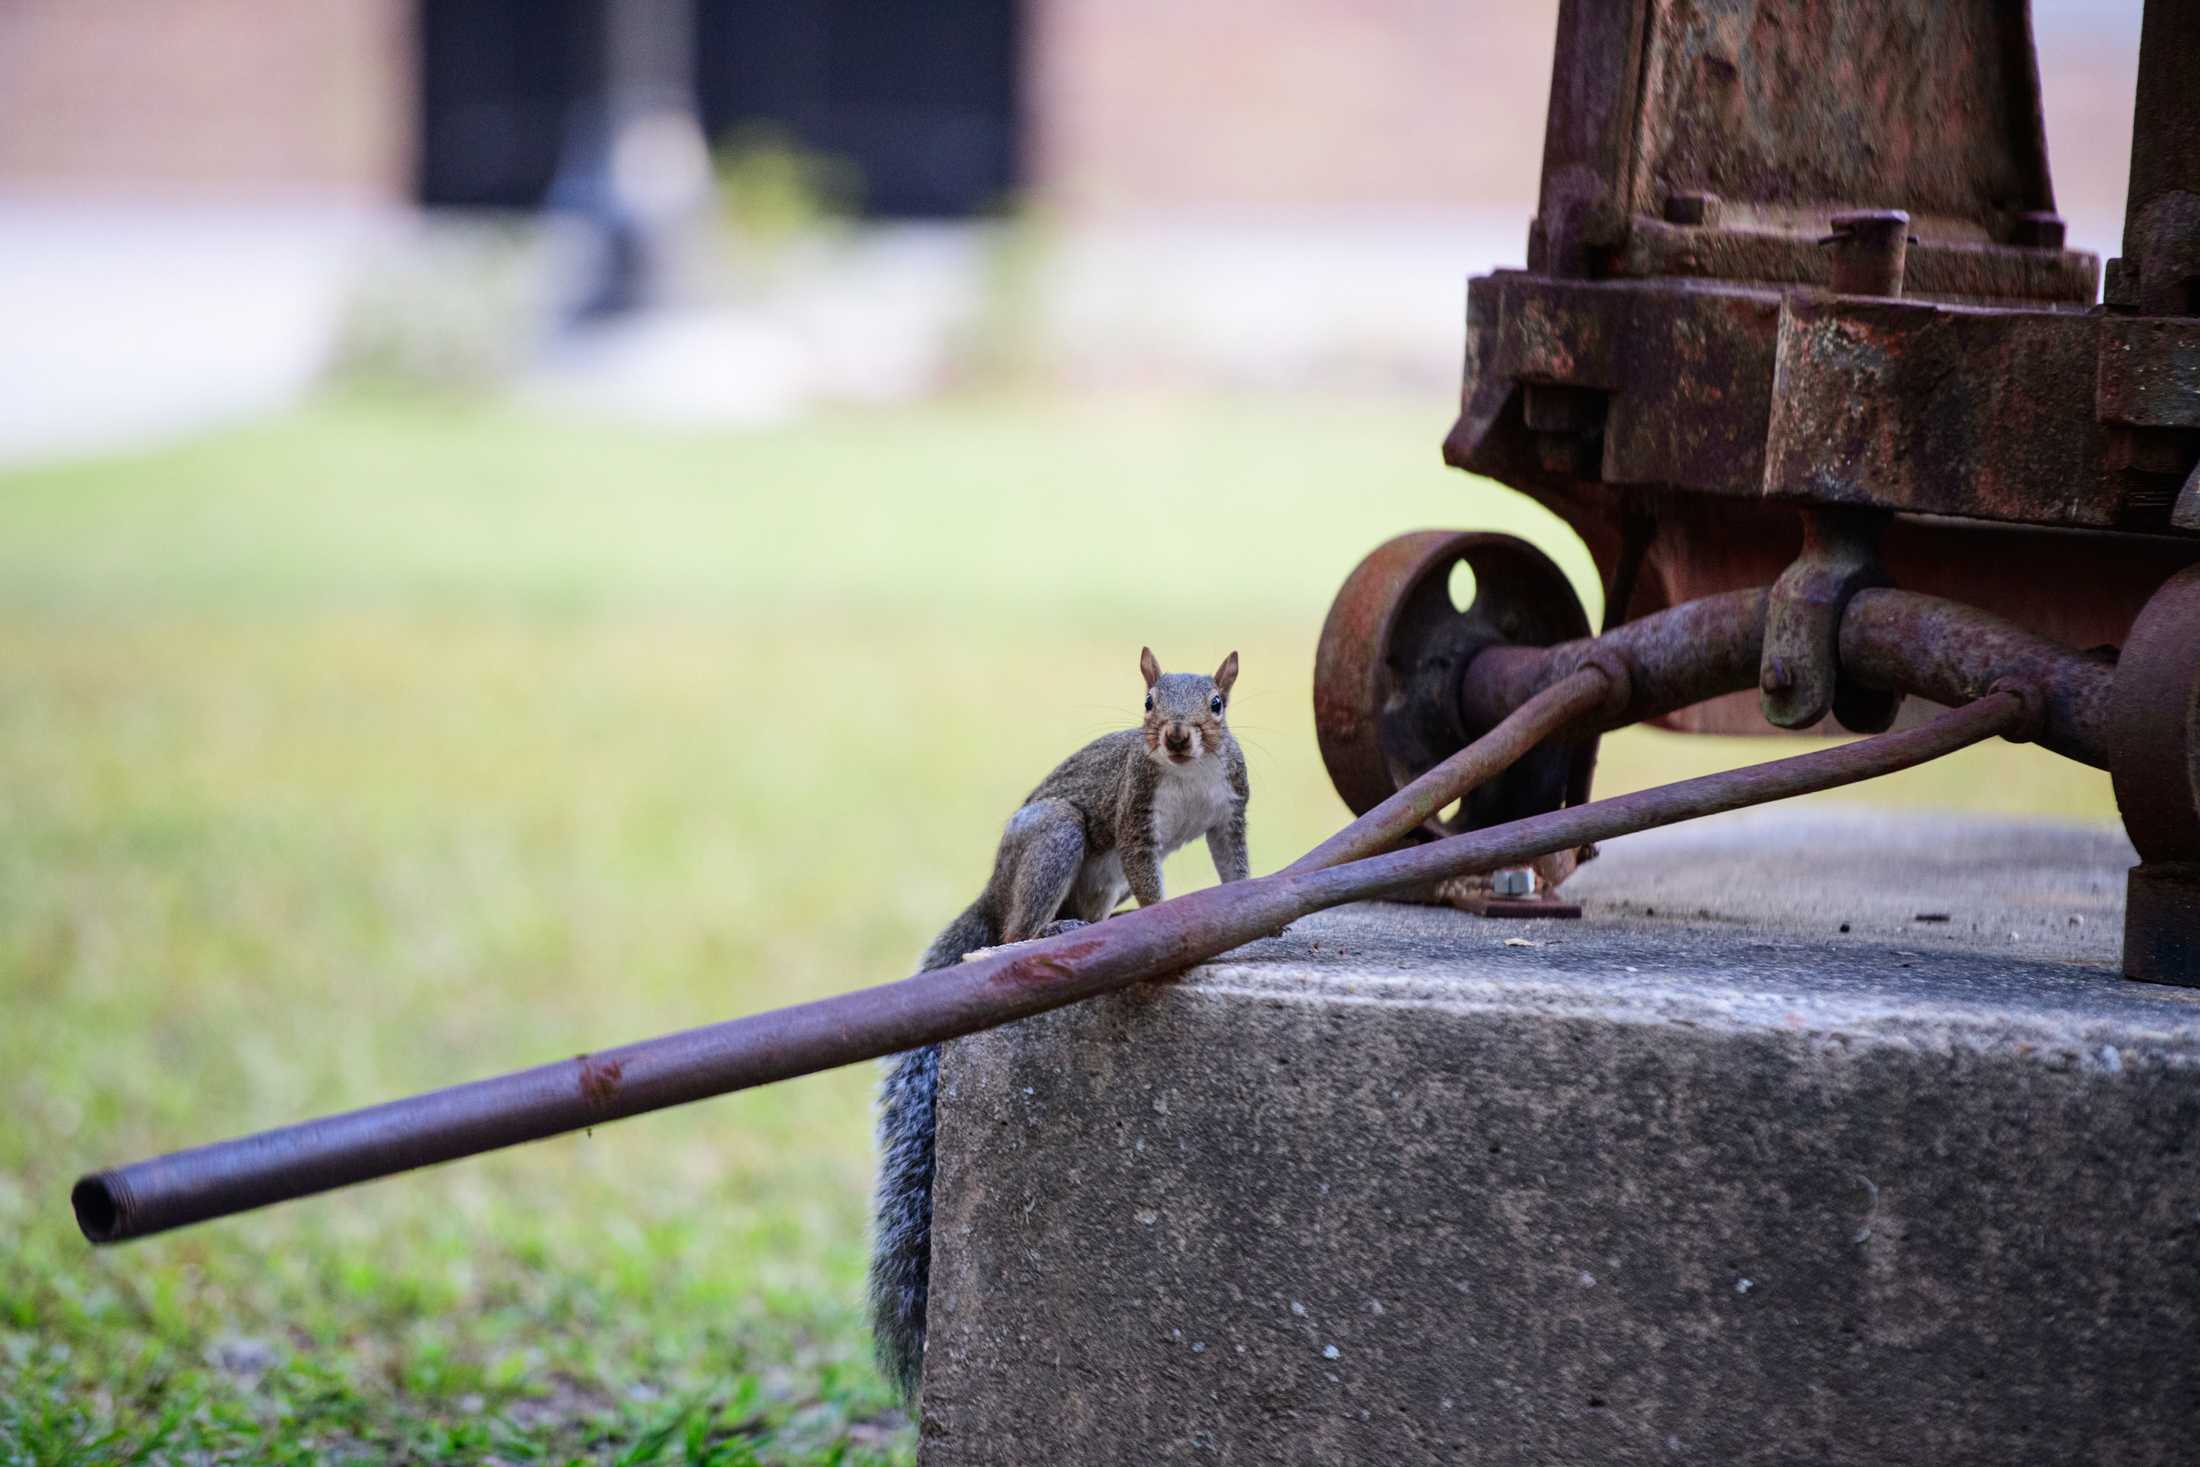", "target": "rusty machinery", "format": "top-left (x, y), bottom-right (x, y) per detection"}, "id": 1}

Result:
top-left (1317, 0), bottom-right (2200, 979)
top-left (71, 0), bottom-right (2200, 1244)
